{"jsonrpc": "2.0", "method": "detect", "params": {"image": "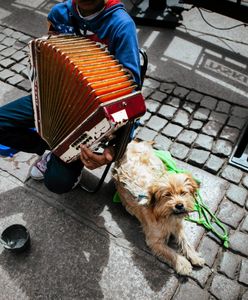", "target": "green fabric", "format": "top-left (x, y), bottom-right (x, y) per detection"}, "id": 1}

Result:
top-left (113, 149), bottom-right (229, 248)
